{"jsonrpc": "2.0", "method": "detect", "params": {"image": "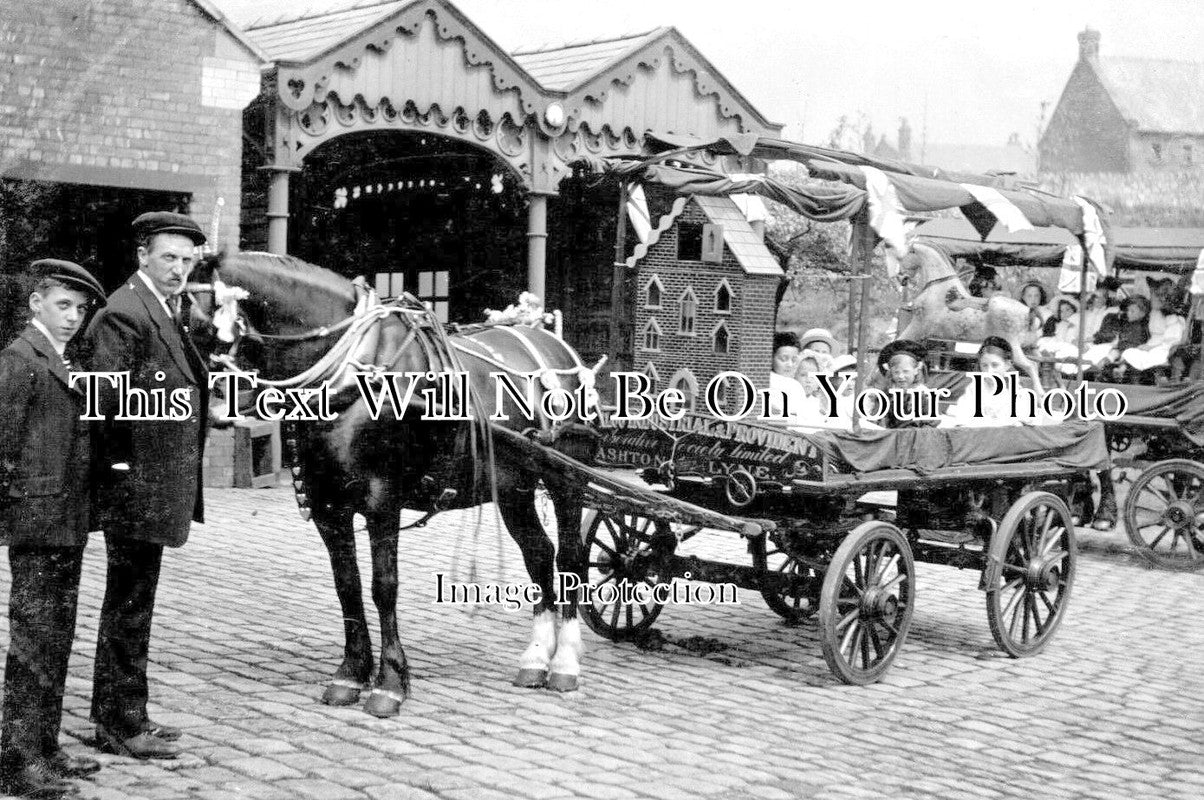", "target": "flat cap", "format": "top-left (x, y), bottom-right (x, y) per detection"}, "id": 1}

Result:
top-left (877, 339), bottom-right (927, 369)
top-left (30, 258), bottom-right (106, 302)
top-left (132, 211), bottom-right (206, 245)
